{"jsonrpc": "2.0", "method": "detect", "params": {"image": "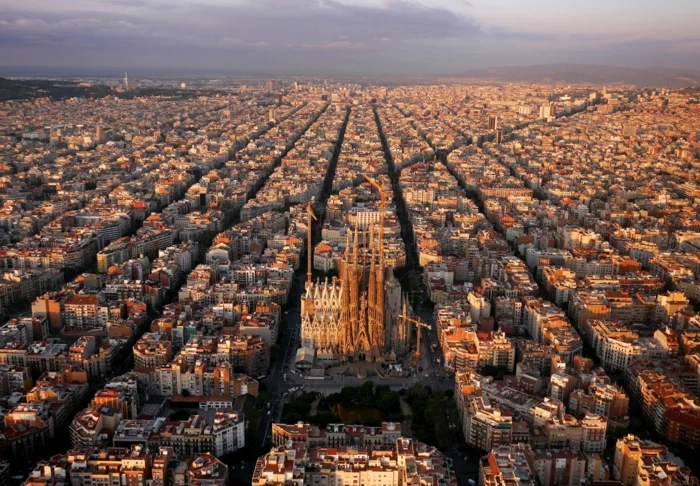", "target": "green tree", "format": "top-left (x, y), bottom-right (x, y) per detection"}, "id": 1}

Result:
top-left (359, 380), bottom-right (375, 399)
